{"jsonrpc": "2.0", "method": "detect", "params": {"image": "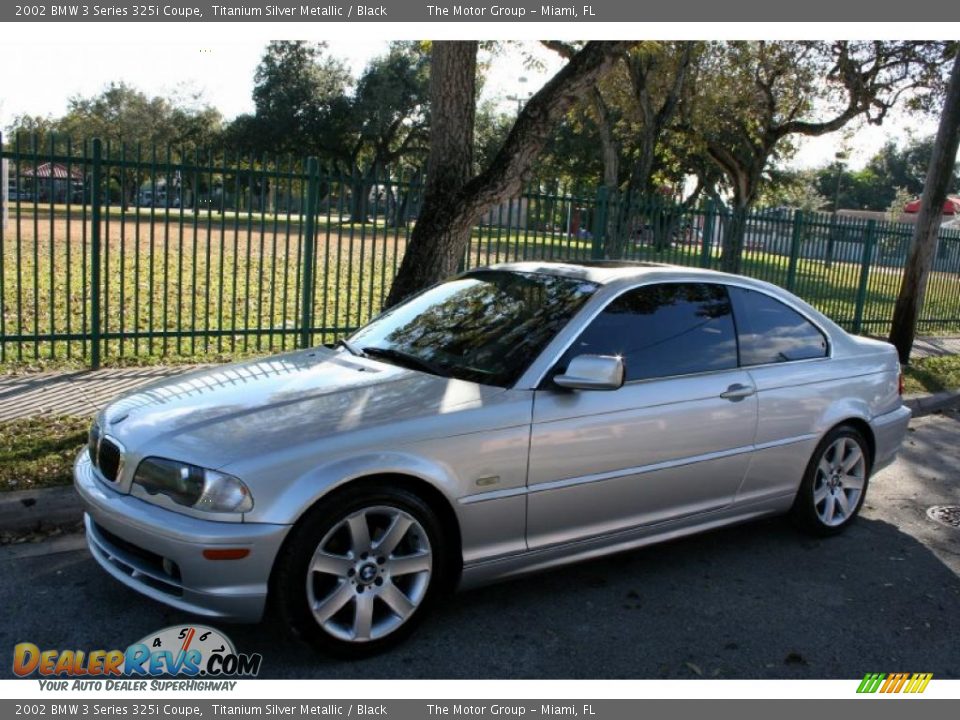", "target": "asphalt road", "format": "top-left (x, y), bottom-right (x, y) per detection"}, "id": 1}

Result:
top-left (2, 410), bottom-right (958, 679)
